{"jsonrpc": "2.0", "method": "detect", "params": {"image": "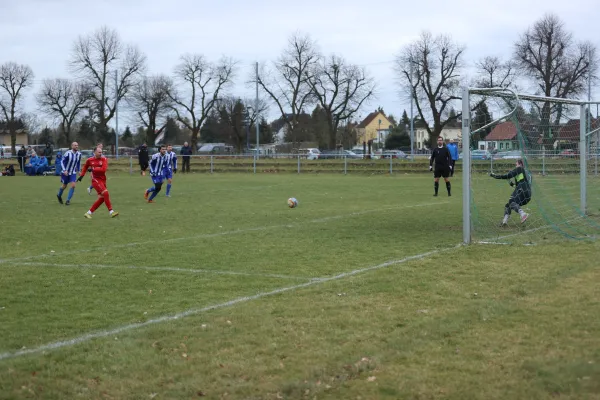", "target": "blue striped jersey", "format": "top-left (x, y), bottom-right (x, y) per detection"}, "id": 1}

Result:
top-left (149, 152), bottom-right (167, 177)
top-left (164, 151), bottom-right (178, 170)
top-left (61, 150), bottom-right (82, 175)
